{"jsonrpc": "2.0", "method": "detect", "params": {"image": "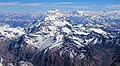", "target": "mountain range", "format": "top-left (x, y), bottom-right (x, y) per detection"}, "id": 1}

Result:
top-left (0, 9), bottom-right (120, 66)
